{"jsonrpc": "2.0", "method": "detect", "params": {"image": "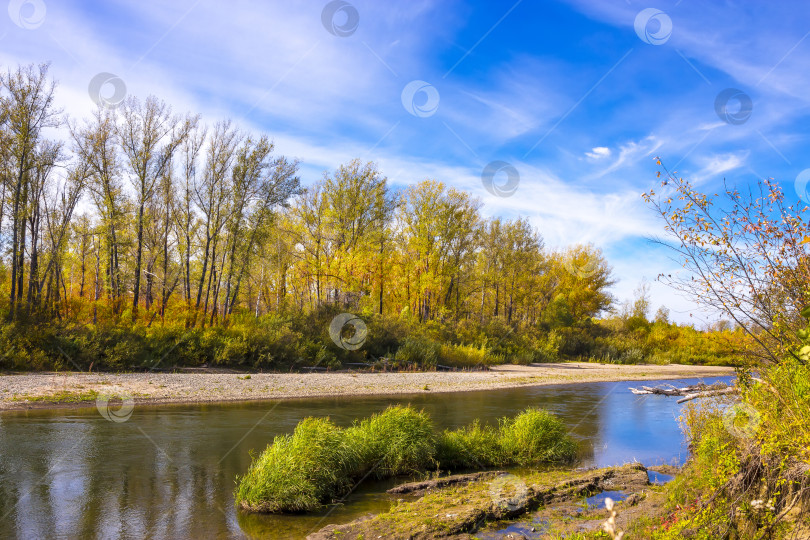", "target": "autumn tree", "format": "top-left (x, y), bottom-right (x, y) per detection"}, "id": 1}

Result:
top-left (118, 95), bottom-right (196, 320)
top-left (72, 108), bottom-right (126, 312)
top-left (221, 137), bottom-right (300, 320)
top-left (550, 245), bottom-right (614, 322)
top-left (1, 63), bottom-right (62, 319)
top-left (194, 120), bottom-right (240, 322)
top-left (397, 180), bottom-right (480, 321)
top-left (322, 159), bottom-right (395, 308)
top-left (176, 123), bottom-right (206, 312)
top-left (644, 160), bottom-right (810, 363)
